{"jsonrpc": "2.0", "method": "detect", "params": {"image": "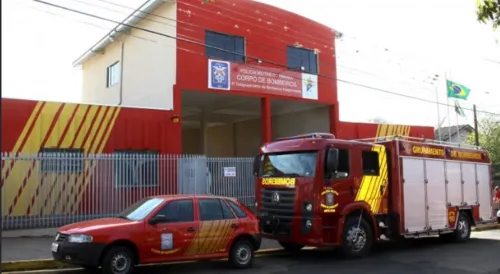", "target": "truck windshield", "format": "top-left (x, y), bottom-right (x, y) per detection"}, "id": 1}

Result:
top-left (261, 151), bottom-right (318, 178)
top-left (116, 197), bottom-right (164, 221)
